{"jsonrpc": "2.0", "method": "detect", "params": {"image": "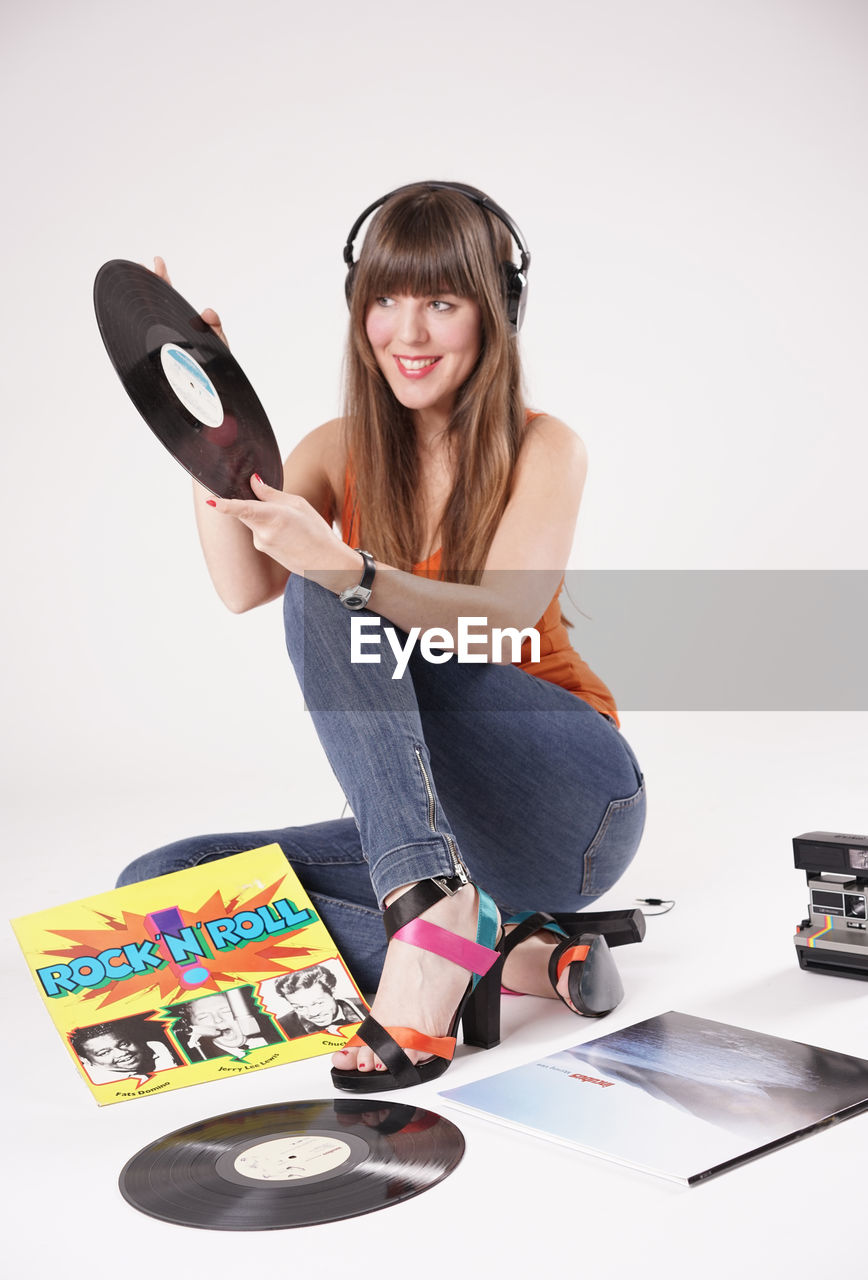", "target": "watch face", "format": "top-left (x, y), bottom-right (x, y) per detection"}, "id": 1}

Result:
top-left (340, 589), bottom-right (370, 611)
